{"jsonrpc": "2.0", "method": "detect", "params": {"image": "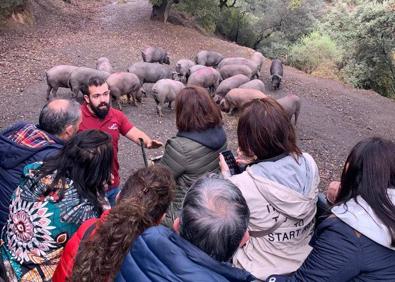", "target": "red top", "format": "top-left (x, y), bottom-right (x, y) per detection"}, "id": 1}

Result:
top-left (52, 210), bottom-right (110, 282)
top-left (79, 103), bottom-right (133, 188)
